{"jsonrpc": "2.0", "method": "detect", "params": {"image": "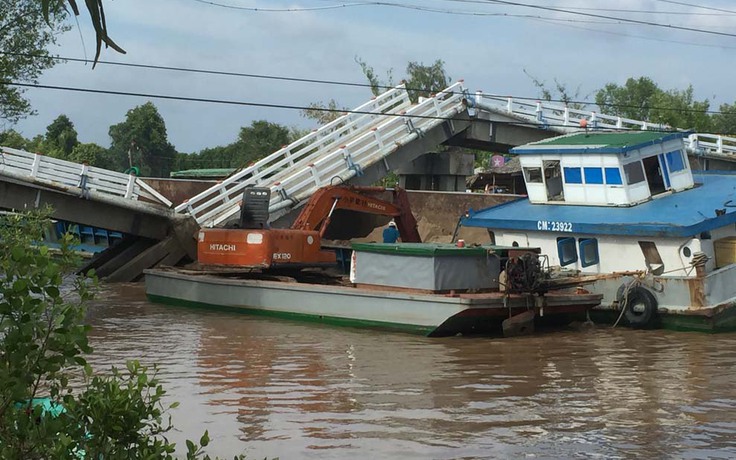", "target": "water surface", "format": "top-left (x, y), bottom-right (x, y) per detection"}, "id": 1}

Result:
top-left (86, 283), bottom-right (736, 459)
